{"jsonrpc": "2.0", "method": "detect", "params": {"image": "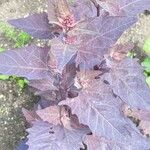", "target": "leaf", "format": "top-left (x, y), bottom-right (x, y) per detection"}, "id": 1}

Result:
top-left (84, 135), bottom-right (105, 150)
top-left (35, 90), bottom-right (60, 103)
top-left (15, 32), bottom-right (31, 48)
top-left (0, 75), bottom-right (10, 80)
top-left (98, 0), bottom-right (150, 17)
top-left (0, 45), bottom-right (51, 80)
top-left (97, 0), bottom-right (122, 16)
top-left (146, 76), bottom-right (150, 87)
top-left (26, 121), bottom-right (88, 150)
top-left (70, 0), bottom-right (98, 21)
top-left (0, 47), bottom-right (5, 52)
top-left (17, 79), bottom-right (28, 89)
top-left (70, 15), bottom-right (137, 66)
top-left (49, 38), bottom-right (78, 73)
top-left (37, 98), bottom-right (56, 109)
top-left (22, 108), bottom-right (41, 124)
top-left (8, 13), bottom-right (62, 39)
top-left (76, 70), bottom-right (101, 88)
top-left (60, 79), bottom-right (135, 143)
top-left (36, 106), bottom-right (64, 125)
top-left (103, 57), bottom-right (150, 110)
top-left (84, 134), bottom-right (150, 150)
top-left (29, 78), bottom-right (57, 92)
top-left (61, 53), bottom-right (77, 89)
top-left (36, 105), bottom-right (87, 129)
top-left (143, 37), bottom-right (150, 54)
top-left (141, 57), bottom-right (150, 73)
top-left (0, 21), bottom-right (17, 40)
